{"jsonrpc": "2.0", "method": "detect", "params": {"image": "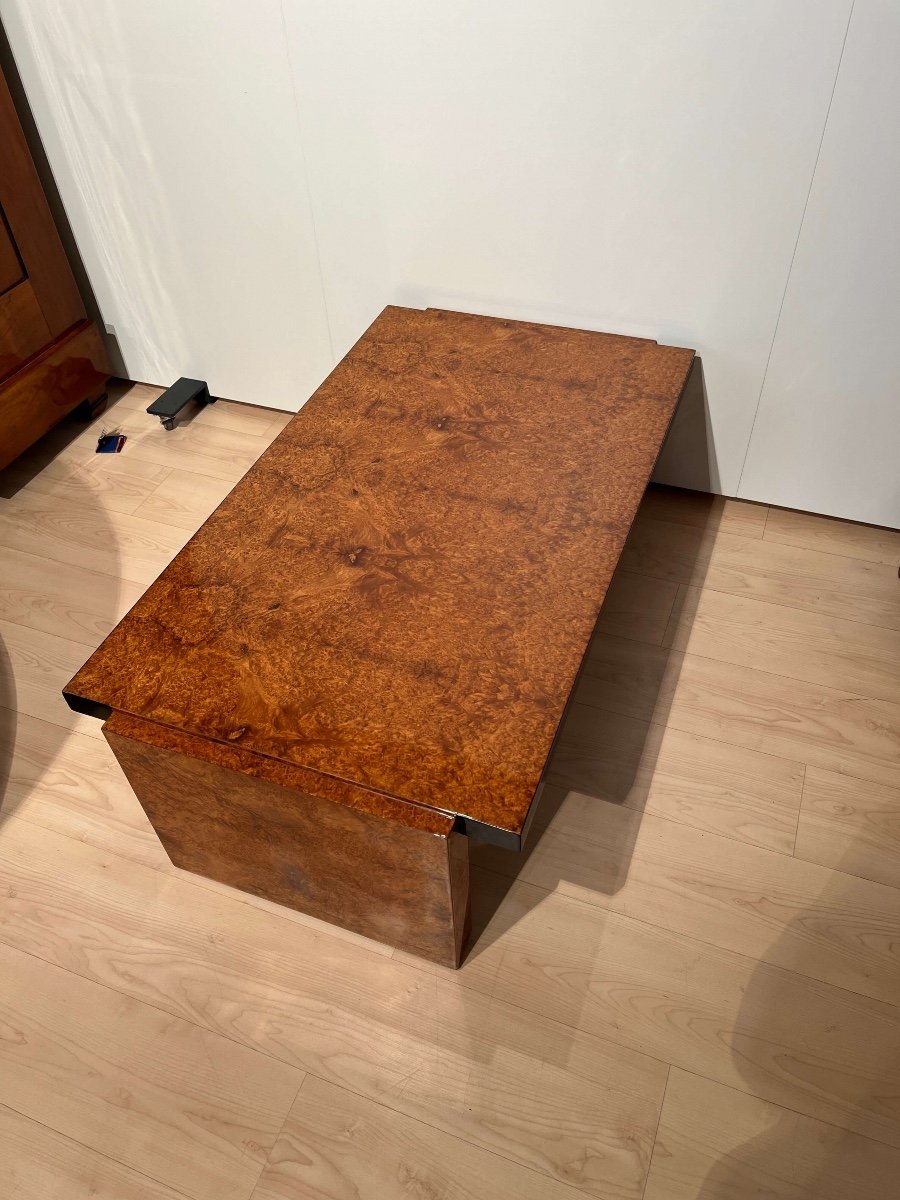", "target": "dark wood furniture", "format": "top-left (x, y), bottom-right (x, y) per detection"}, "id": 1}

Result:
top-left (64, 306), bottom-right (693, 966)
top-left (0, 64), bottom-right (110, 471)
